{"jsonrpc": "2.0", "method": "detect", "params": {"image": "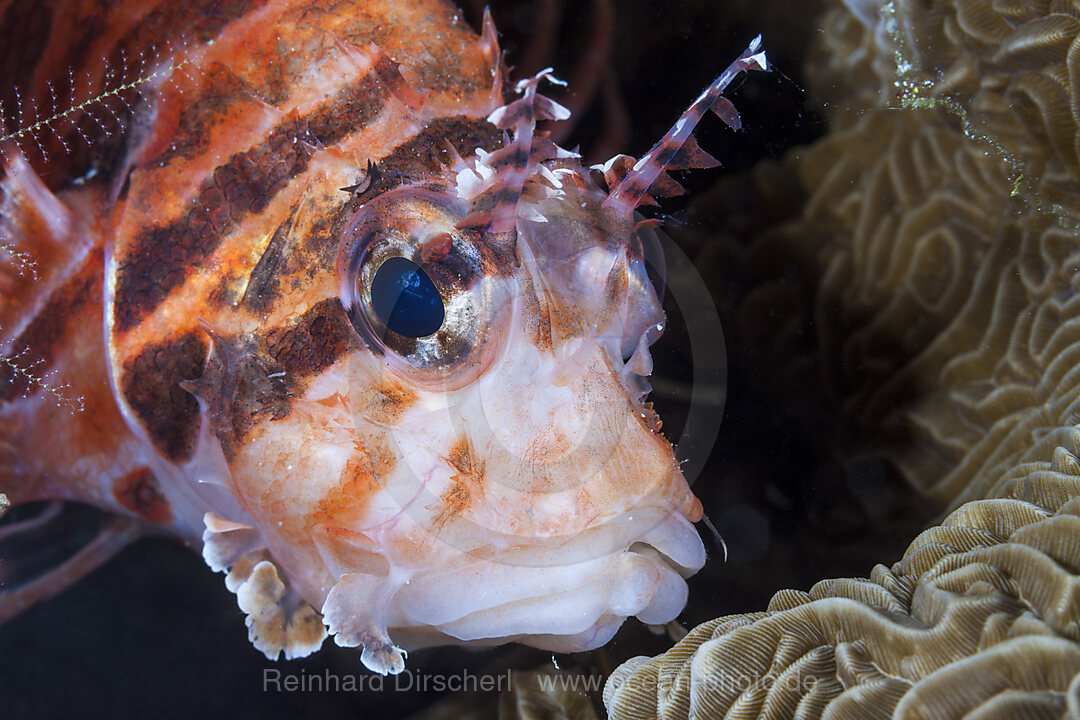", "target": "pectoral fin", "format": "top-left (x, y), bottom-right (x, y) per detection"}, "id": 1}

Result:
top-left (0, 501), bottom-right (141, 624)
top-left (0, 150), bottom-right (92, 351)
